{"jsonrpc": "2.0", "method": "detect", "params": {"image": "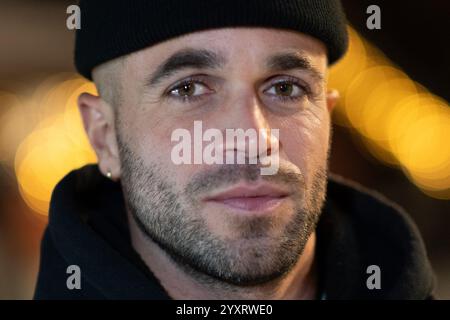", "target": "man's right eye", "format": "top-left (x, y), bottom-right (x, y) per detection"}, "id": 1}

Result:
top-left (168, 80), bottom-right (212, 100)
